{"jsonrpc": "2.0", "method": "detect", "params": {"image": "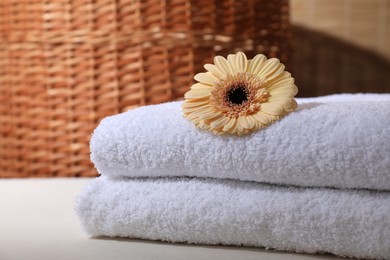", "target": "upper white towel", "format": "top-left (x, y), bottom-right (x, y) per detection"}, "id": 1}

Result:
top-left (90, 94), bottom-right (390, 190)
top-left (75, 176), bottom-right (390, 260)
